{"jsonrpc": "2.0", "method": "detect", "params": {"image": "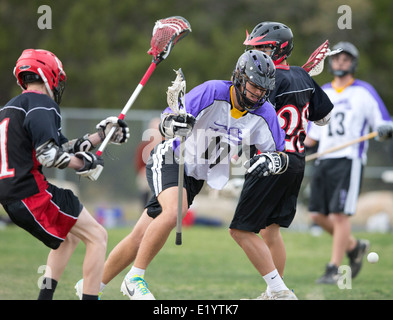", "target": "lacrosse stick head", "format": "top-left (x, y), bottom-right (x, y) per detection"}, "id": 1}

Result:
top-left (302, 40), bottom-right (343, 76)
top-left (167, 68), bottom-right (186, 115)
top-left (302, 40), bottom-right (329, 75)
top-left (148, 16), bottom-right (191, 63)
